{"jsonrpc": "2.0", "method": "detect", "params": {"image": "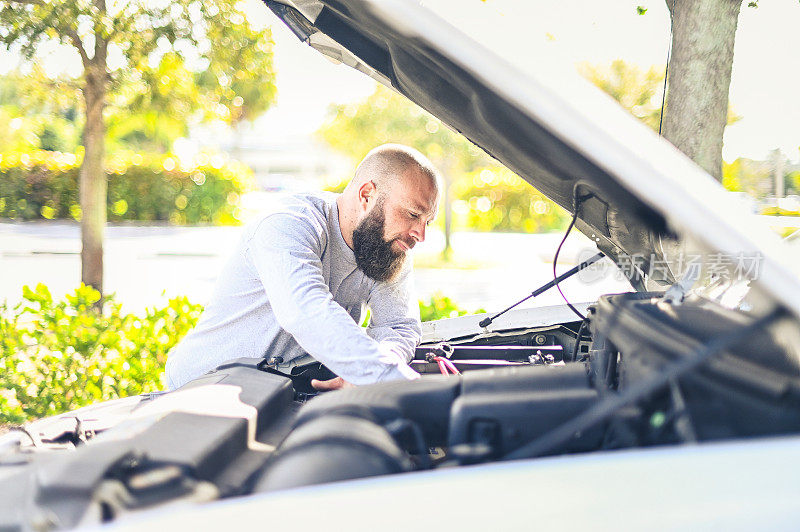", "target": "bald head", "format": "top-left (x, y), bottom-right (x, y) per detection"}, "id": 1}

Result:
top-left (337, 144), bottom-right (441, 262)
top-left (346, 144), bottom-right (441, 197)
